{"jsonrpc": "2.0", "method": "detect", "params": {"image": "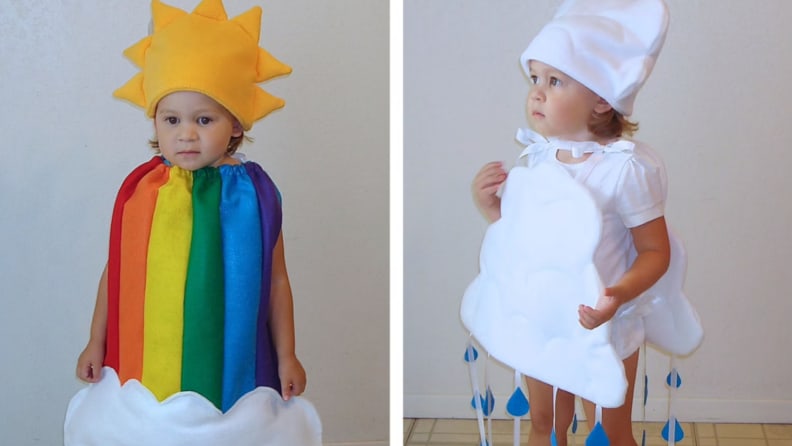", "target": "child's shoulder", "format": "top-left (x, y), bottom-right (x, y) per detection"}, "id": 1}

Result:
top-left (601, 138), bottom-right (664, 168)
top-left (609, 138), bottom-right (668, 195)
top-left (622, 139), bottom-right (666, 172)
top-left (627, 138), bottom-right (661, 158)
